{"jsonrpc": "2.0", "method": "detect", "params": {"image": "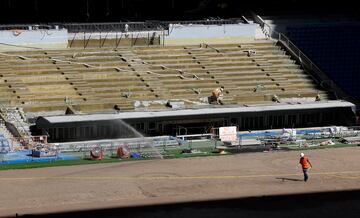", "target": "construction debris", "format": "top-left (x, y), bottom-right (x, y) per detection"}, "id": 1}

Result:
top-left (121, 92), bottom-right (132, 98)
top-left (244, 50), bottom-right (256, 57)
top-left (191, 88), bottom-right (201, 95)
top-left (83, 63), bottom-right (92, 68)
top-left (320, 139), bottom-right (335, 146)
top-left (166, 101), bottom-right (185, 109)
top-left (253, 84), bottom-right (265, 92)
